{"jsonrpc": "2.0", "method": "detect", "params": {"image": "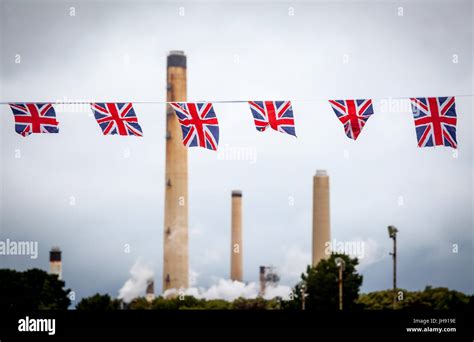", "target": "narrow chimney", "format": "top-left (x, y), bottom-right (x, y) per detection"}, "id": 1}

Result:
top-left (312, 170), bottom-right (331, 267)
top-left (230, 190), bottom-right (243, 281)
